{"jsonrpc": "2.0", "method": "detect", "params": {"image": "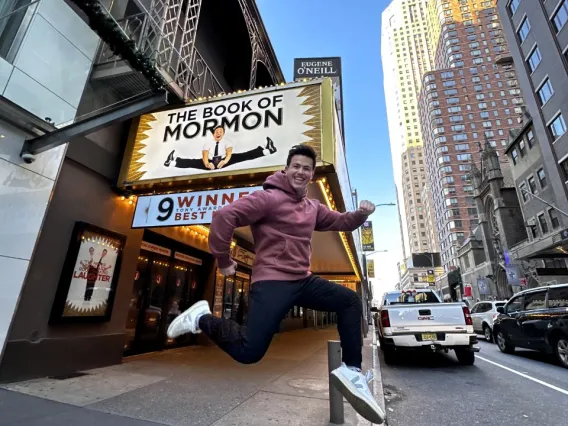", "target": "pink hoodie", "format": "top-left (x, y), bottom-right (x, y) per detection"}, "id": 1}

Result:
top-left (209, 171), bottom-right (369, 283)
